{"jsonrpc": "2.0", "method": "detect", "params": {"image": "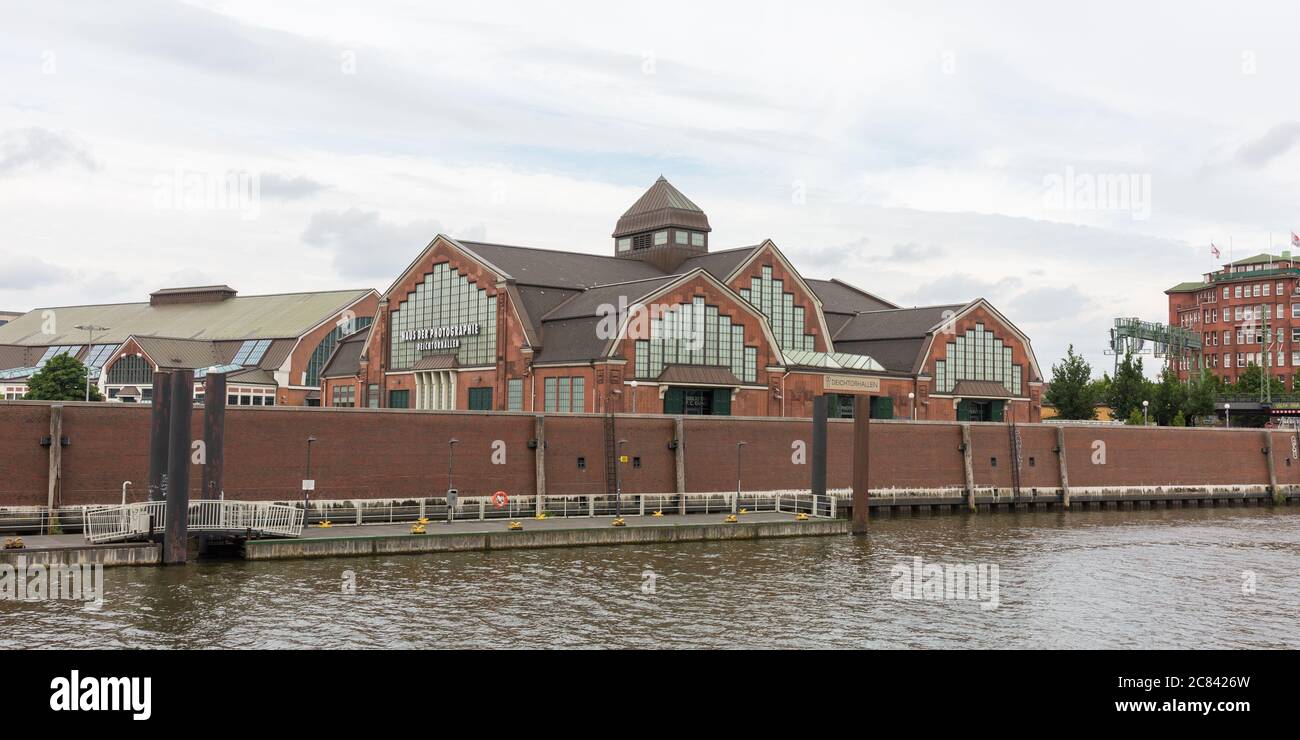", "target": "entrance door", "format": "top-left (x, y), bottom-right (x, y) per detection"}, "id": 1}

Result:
top-left (957, 399), bottom-right (1004, 422)
top-left (663, 387), bottom-right (732, 415)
